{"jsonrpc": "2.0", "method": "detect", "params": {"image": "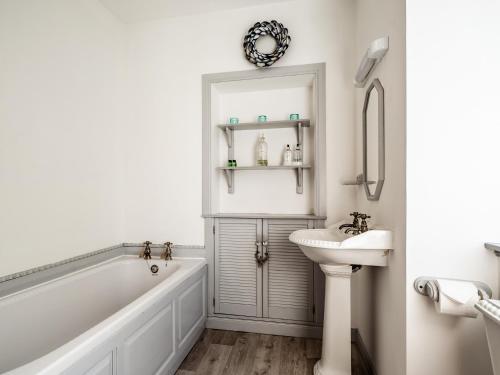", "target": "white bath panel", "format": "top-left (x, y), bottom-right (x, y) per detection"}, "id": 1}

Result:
top-left (120, 303), bottom-right (175, 375)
